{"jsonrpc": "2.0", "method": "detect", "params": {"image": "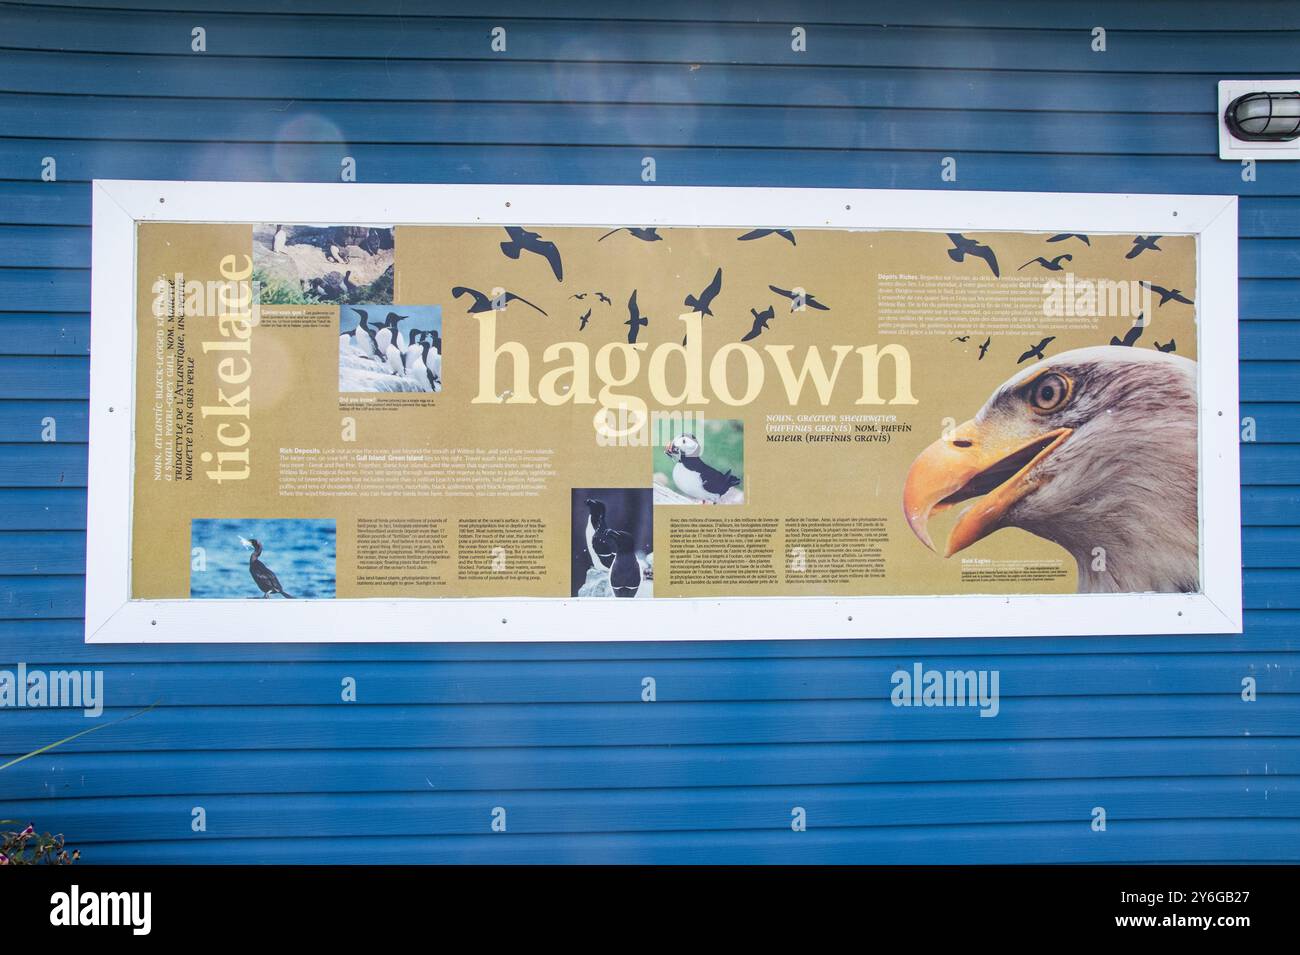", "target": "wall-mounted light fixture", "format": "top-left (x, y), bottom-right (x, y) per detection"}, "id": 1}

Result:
top-left (1225, 91), bottom-right (1300, 142)
top-left (1219, 80), bottom-right (1300, 160)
